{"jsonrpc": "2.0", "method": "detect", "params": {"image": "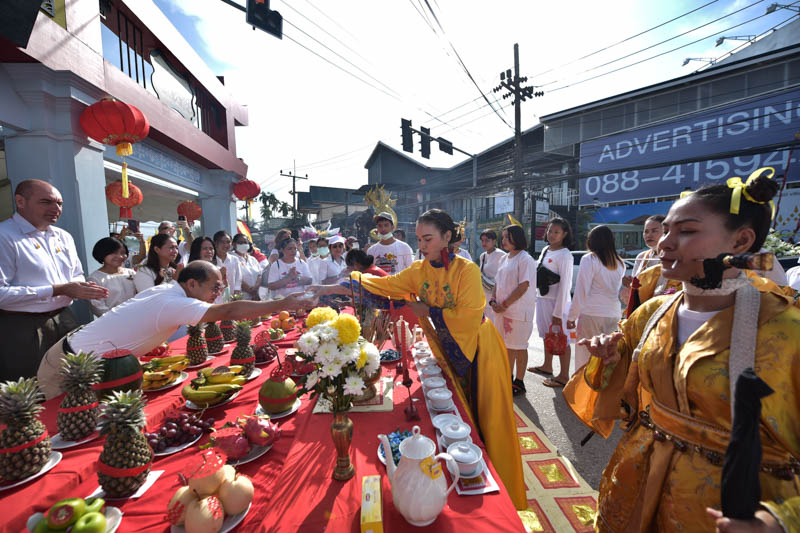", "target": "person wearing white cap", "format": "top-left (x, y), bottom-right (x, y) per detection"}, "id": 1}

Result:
top-left (322, 235), bottom-right (349, 284)
top-left (367, 212), bottom-right (414, 274)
